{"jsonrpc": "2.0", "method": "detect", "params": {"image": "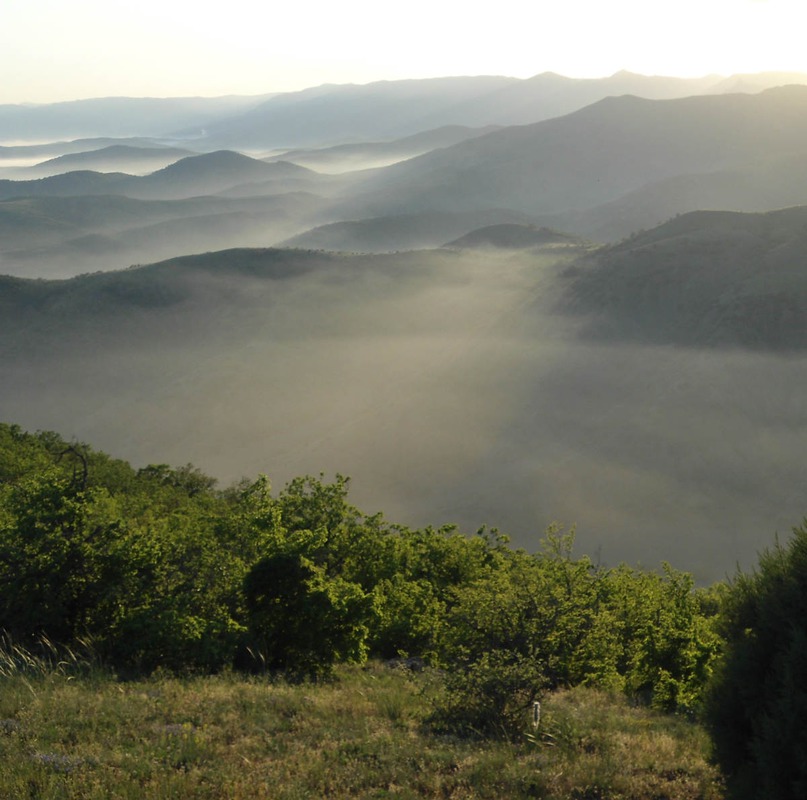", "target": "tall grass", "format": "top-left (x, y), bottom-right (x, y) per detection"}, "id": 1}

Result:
top-left (0, 633), bottom-right (98, 680)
